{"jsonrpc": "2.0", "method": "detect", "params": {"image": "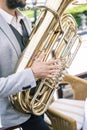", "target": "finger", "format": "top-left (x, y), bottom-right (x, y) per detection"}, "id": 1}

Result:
top-left (47, 74), bottom-right (58, 78)
top-left (47, 59), bottom-right (61, 65)
top-left (37, 51), bottom-right (46, 62)
top-left (48, 64), bottom-right (62, 70)
top-left (49, 69), bottom-right (60, 74)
